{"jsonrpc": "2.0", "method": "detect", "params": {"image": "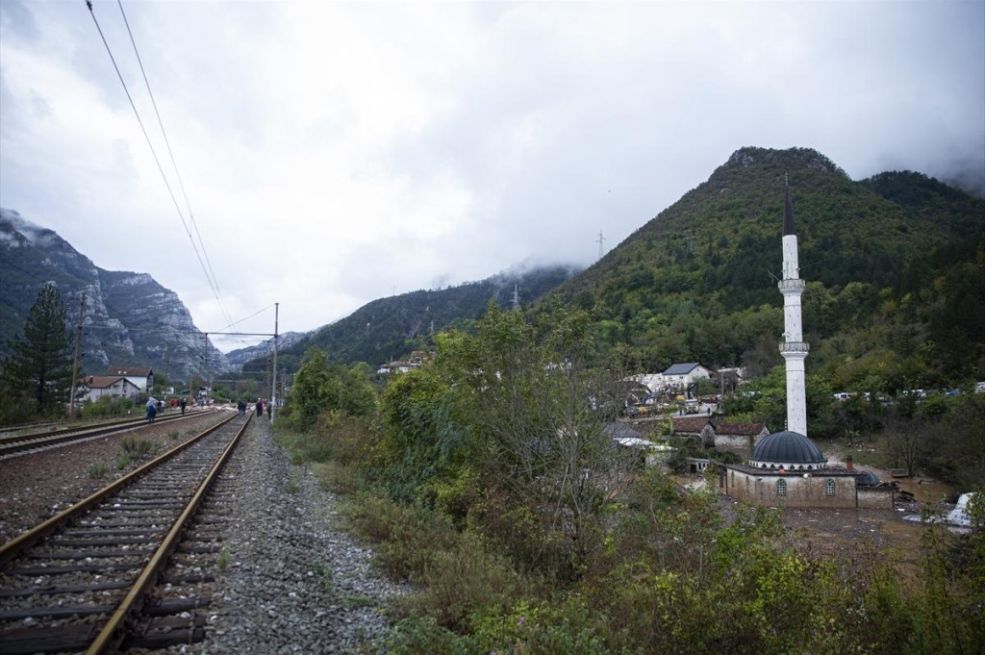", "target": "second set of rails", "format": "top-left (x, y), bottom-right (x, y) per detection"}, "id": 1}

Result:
top-left (0, 411), bottom-right (207, 459)
top-left (0, 411), bottom-right (251, 653)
